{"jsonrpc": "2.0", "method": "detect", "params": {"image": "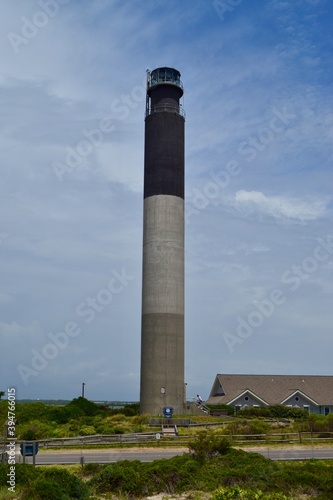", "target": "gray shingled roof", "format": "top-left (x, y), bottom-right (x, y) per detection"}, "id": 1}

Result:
top-left (205, 374), bottom-right (333, 406)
